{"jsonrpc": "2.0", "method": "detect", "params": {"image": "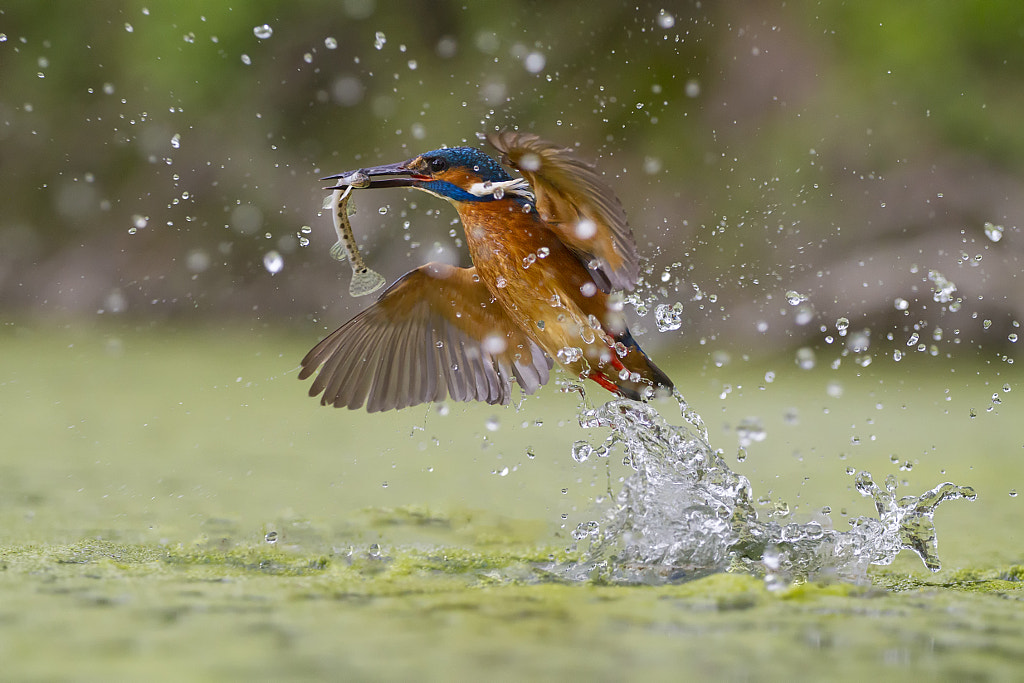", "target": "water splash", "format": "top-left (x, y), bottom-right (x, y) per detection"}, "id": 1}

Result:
top-left (556, 399), bottom-right (975, 586)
